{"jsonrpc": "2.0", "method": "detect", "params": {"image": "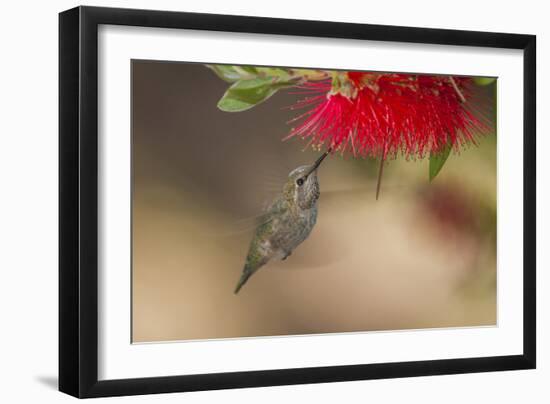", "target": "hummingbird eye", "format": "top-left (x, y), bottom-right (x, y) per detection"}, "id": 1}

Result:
top-left (296, 178), bottom-right (305, 186)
